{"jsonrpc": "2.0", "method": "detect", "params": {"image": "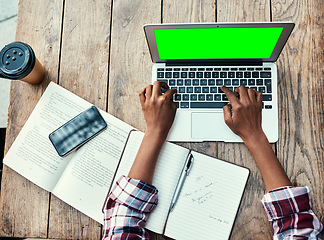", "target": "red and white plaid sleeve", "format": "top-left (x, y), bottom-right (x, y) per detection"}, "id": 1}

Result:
top-left (262, 186), bottom-right (323, 239)
top-left (102, 175), bottom-right (158, 240)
